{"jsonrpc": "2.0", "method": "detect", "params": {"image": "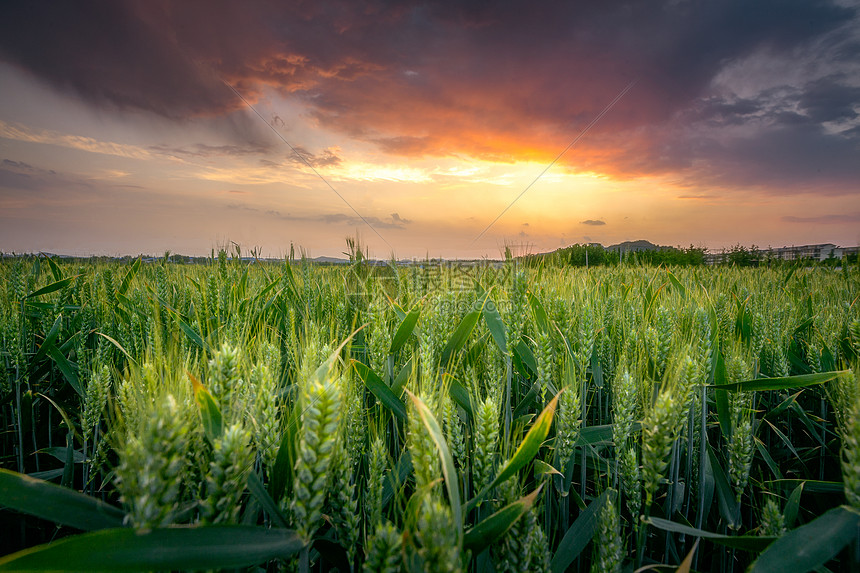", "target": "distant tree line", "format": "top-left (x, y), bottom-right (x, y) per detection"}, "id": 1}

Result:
top-left (524, 244), bottom-right (706, 267)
